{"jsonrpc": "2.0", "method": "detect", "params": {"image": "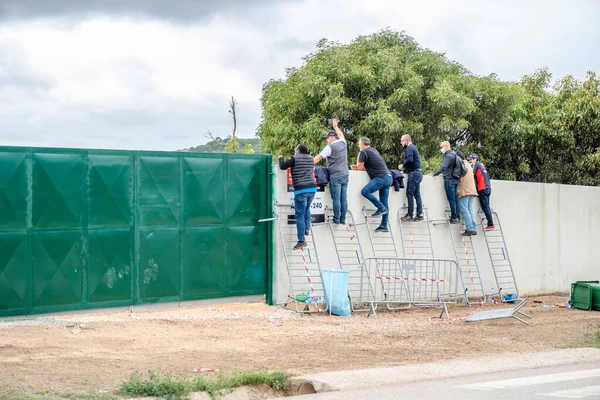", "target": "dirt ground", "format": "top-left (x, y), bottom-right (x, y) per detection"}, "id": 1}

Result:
top-left (1, 295), bottom-right (599, 396)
